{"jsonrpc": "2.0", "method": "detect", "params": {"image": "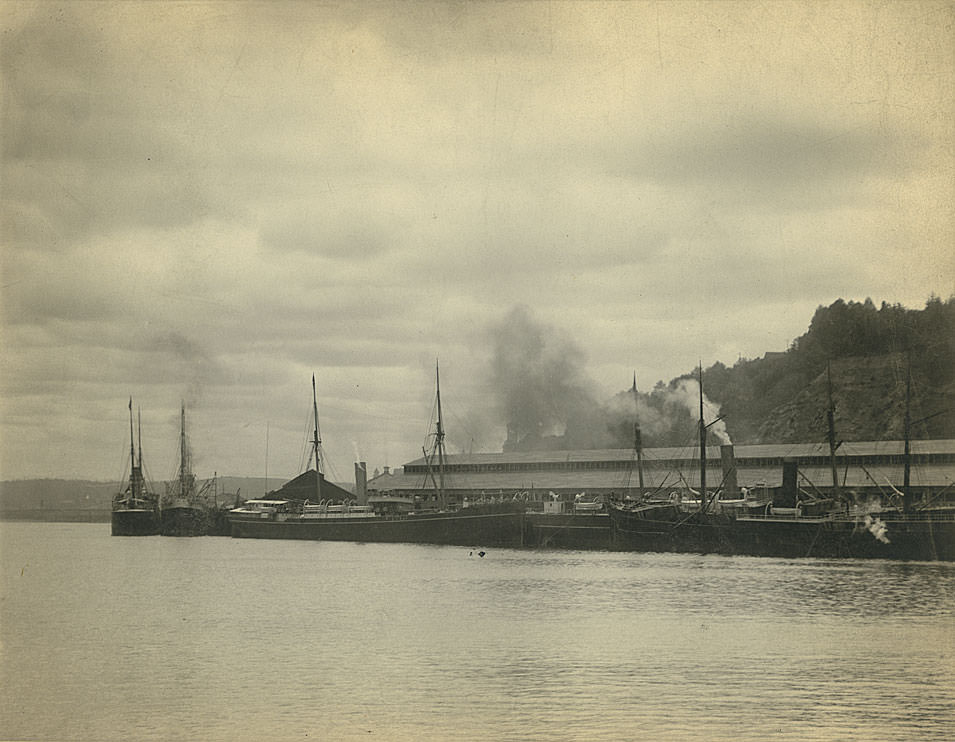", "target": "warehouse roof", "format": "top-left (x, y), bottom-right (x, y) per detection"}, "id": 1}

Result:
top-left (371, 439), bottom-right (955, 494)
top-left (401, 439), bottom-right (955, 468)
